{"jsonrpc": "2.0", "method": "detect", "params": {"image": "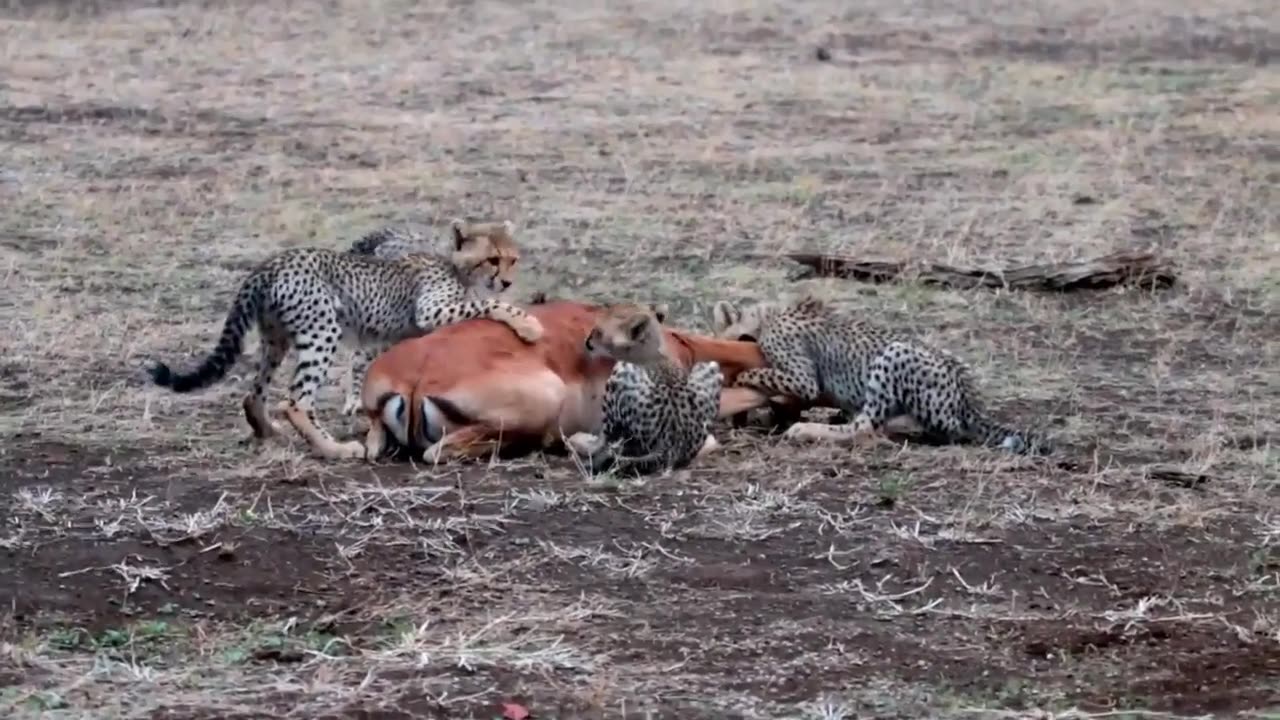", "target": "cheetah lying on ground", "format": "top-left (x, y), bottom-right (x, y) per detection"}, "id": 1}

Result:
top-left (712, 296), bottom-right (1050, 455)
top-left (148, 219), bottom-right (542, 459)
top-left (567, 303), bottom-right (724, 475)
